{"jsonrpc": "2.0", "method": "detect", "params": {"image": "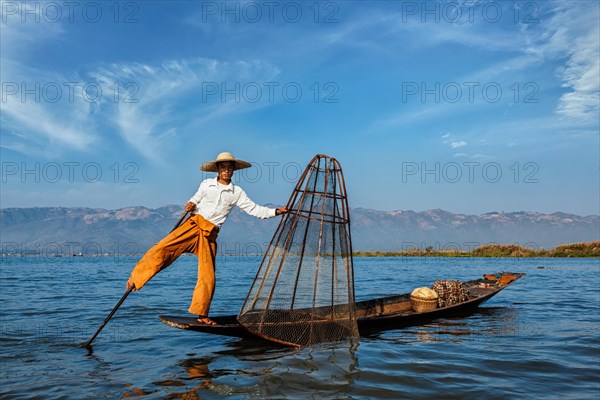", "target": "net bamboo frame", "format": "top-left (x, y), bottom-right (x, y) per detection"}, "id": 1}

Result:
top-left (238, 154), bottom-right (358, 346)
